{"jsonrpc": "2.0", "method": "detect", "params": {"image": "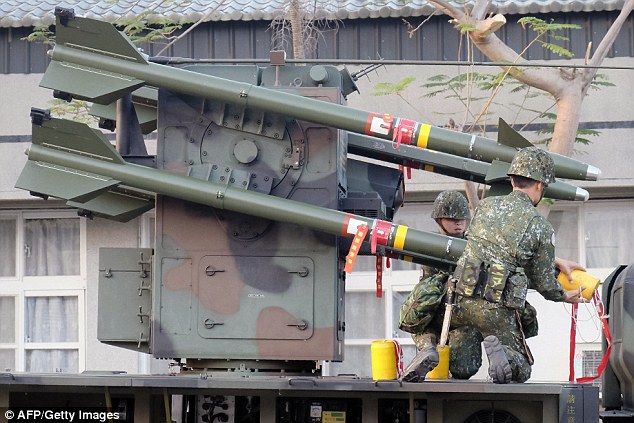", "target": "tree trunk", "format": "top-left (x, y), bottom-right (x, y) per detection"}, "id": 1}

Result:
top-left (549, 82), bottom-right (584, 156)
top-left (289, 0), bottom-right (305, 60)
